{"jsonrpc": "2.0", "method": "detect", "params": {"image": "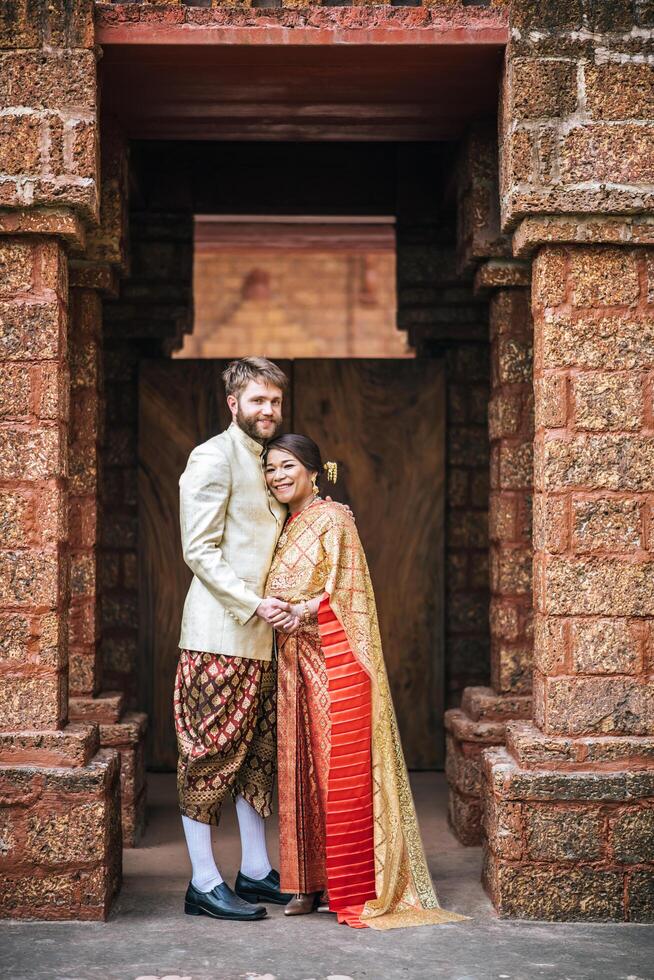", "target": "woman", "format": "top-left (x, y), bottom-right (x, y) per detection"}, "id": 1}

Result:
top-left (264, 434), bottom-right (466, 930)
